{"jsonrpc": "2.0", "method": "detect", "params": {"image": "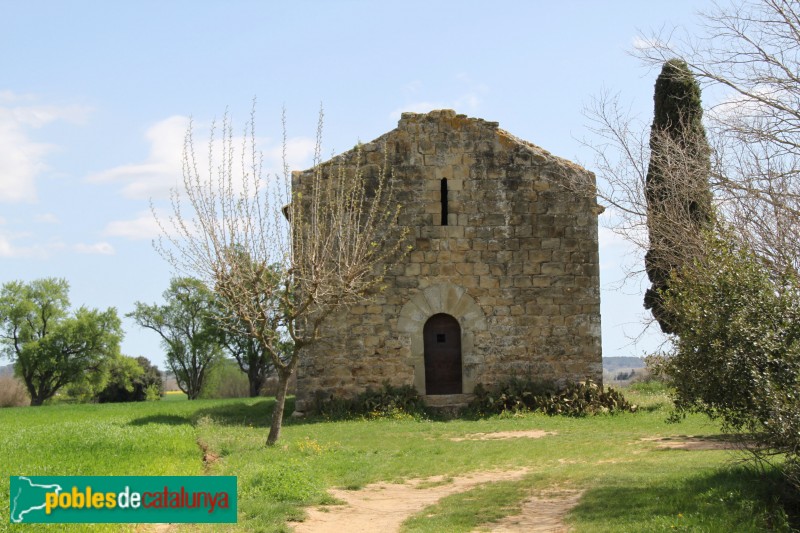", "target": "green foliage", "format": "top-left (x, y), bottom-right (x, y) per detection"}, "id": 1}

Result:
top-left (129, 278), bottom-right (222, 400)
top-left (0, 278), bottom-right (123, 406)
top-left (470, 379), bottom-right (636, 417)
top-left (199, 358), bottom-right (249, 399)
top-left (97, 356), bottom-right (163, 403)
top-left (136, 356), bottom-right (165, 400)
top-left (316, 382), bottom-right (427, 419)
top-left (63, 356), bottom-right (115, 403)
top-left (144, 383), bottom-right (162, 401)
top-left (644, 59), bottom-right (713, 333)
top-left (663, 232), bottom-right (800, 488)
top-left (651, 59), bottom-right (705, 133)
